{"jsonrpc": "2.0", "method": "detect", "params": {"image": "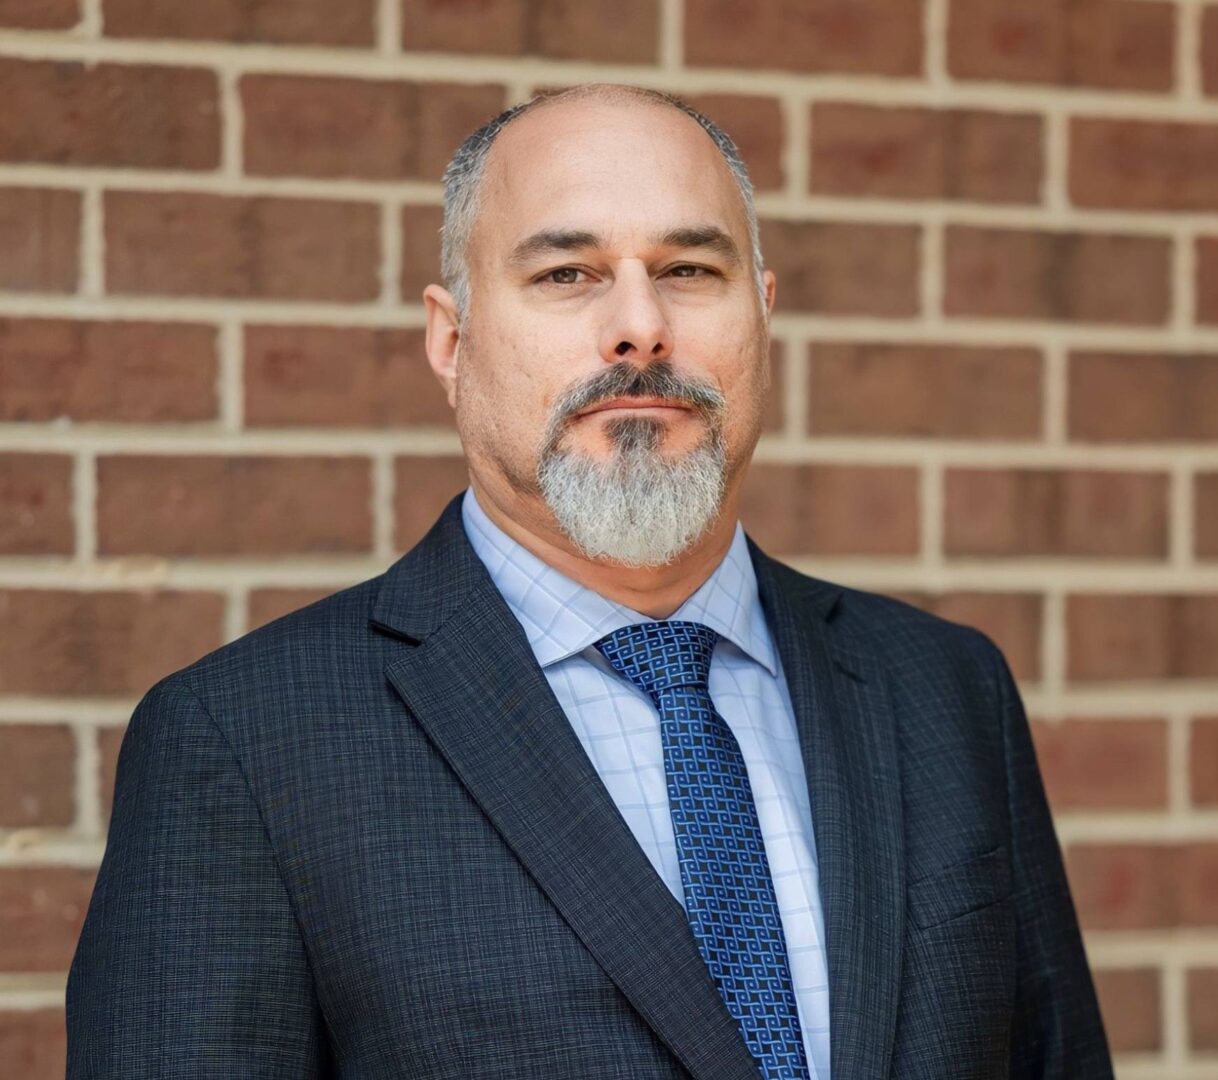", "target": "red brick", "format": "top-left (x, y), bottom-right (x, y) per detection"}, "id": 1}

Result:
top-left (0, 454), bottom-right (73, 555)
top-left (0, 866), bottom-right (96, 969)
top-left (1201, 474), bottom-right (1218, 559)
top-left (0, 319), bottom-right (218, 423)
top-left (740, 464), bottom-right (919, 556)
top-left (1092, 968), bottom-right (1161, 1053)
top-left (244, 325), bottom-right (452, 428)
top-left (1198, 237), bottom-right (1218, 325)
top-left (242, 75), bottom-right (505, 182)
top-left (1192, 716), bottom-right (1218, 805)
top-left (761, 220), bottom-right (920, 317)
top-left (0, 589), bottom-right (224, 696)
top-left (1179, 842), bottom-right (1218, 926)
top-left (0, 1008), bottom-right (66, 1080)
top-left (808, 342), bottom-right (1041, 439)
top-left (1068, 351), bottom-right (1218, 442)
top-left (1189, 967), bottom-right (1218, 1050)
top-left (0, 0), bottom-right (76, 28)
top-left (945, 226), bottom-right (1171, 325)
top-left (0, 724), bottom-right (74, 827)
top-left (944, 468), bottom-right (1168, 558)
top-left (247, 587), bottom-right (343, 632)
top-left (97, 724), bottom-right (123, 827)
top-left (1065, 843), bottom-right (1175, 930)
top-left (401, 204), bottom-right (443, 303)
top-left (1070, 117), bottom-right (1218, 212)
top-left (105, 191), bottom-right (380, 301)
top-left (403, 0), bottom-right (660, 63)
top-left (1066, 593), bottom-right (1218, 682)
top-left (1030, 717), bottom-right (1167, 811)
top-left (686, 0), bottom-right (923, 76)
top-left (686, 94), bottom-right (784, 192)
top-left (103, 0), bottom-right (375, 45)
top-left (394, 456), bottom-right (470, 552)
top-left (885, 590), bottom-right (1042, 683)
top-left (947, 0), bottom-right (1174, 92)
top-left (96, 455), bottom-right (374, 556)
top-left (0, 188), bottom-right (79, 294)
top-left (811, 103), bottom-right (1042, 204)
top-left (1205, 7), bottom-right (1218, 98)
top-left (0, 59), bottom-right (218, 170)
